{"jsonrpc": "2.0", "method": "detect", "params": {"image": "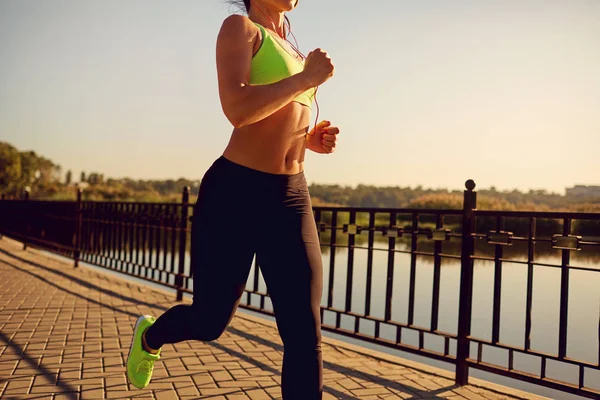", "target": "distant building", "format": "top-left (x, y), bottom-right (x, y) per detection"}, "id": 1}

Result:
top-left (565, 185), bottom-right (600, 199)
